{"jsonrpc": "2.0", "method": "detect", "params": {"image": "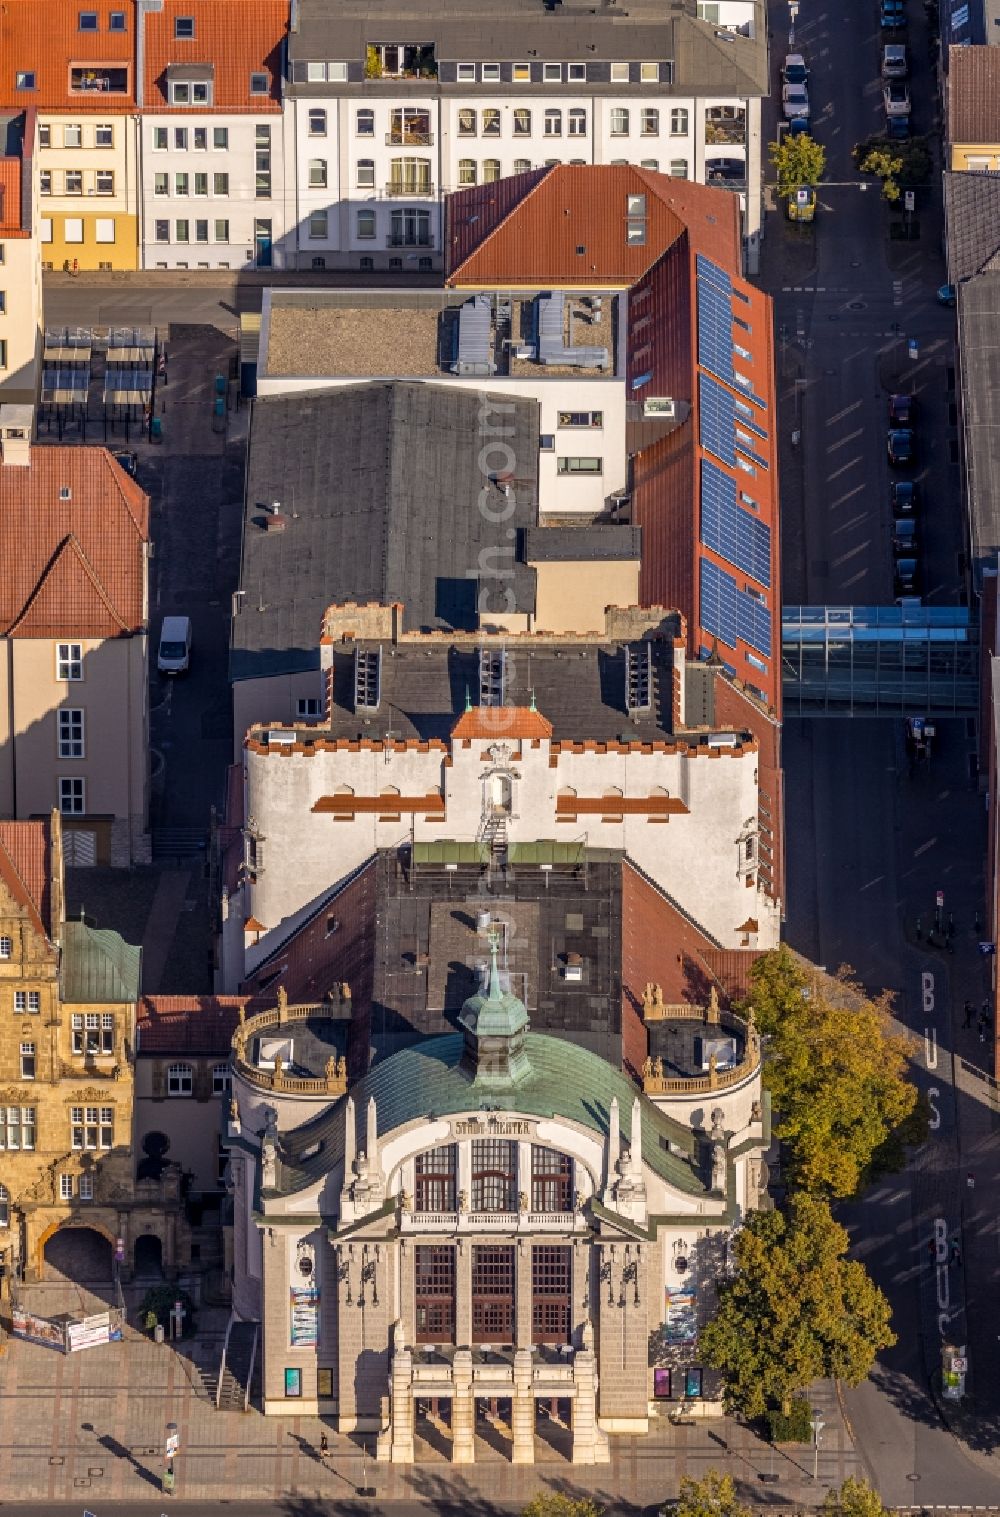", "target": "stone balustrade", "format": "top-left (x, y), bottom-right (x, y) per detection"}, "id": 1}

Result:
top-left (231, 988), bottom-right (349, 1098)
top-left (639, 982), bottom-right (761, 1096)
